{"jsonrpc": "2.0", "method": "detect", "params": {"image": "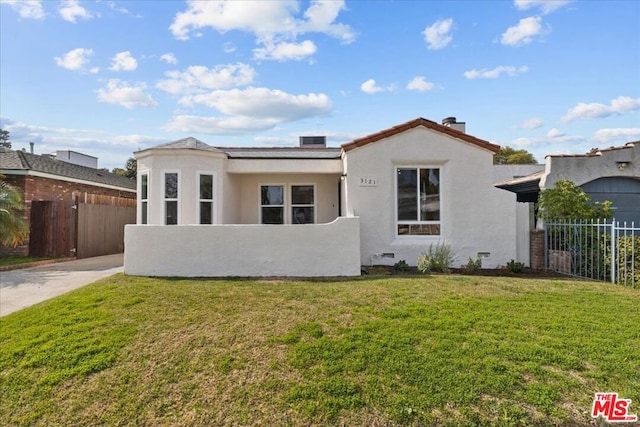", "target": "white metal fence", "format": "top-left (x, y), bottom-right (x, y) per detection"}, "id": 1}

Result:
top-left (545, 219), bottom-right (638, 287)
